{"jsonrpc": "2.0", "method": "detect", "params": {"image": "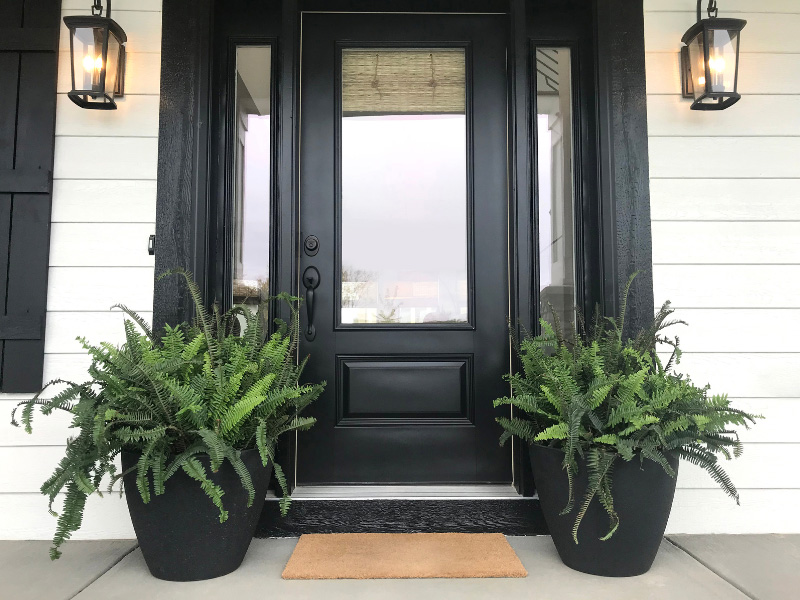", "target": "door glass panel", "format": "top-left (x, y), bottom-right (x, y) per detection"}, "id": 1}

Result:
top-left (535, 48), bottom-right (576, 328)
top-left (232, 46), bottom-right (272, 306)
top-left (340, 48), bottom-right (469, 325)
